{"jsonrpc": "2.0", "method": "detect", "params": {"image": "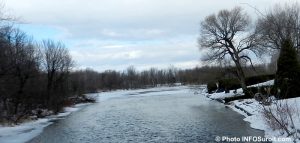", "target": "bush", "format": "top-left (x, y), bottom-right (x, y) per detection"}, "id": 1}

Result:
top-left (216, 74), bottom-right (275, 92)
top-left (247, 87), bottom-right (259, 95)
top-left (217, 78), bottom-right (240, 93)
top-left (206, 74), bottom-right (276, 94)
top-left (207, 82), bottom-right (218, 94)
top-left (246, 74), bottom-right (275, 85)
top-left (247, 85), bottom-right (275, 95)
